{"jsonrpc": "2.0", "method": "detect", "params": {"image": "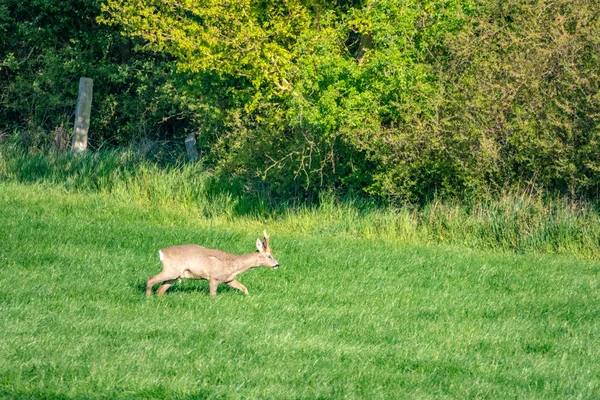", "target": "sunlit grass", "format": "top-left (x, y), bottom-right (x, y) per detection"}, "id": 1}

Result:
top-left (1, 146), bottom-right (599, 259)
top-left (0, 181), bottom-right (599, 398)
